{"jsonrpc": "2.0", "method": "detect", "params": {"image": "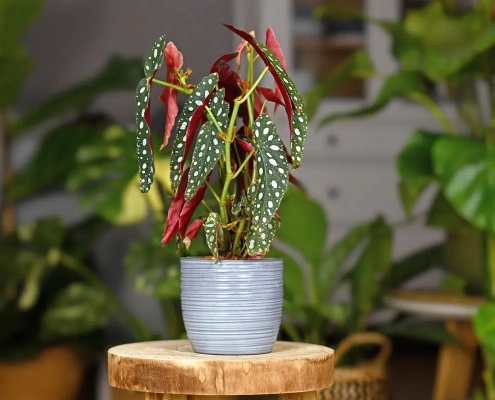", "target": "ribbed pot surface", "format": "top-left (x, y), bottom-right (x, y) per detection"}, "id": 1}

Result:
top-left (180, 257), bottom-right (283, 355)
